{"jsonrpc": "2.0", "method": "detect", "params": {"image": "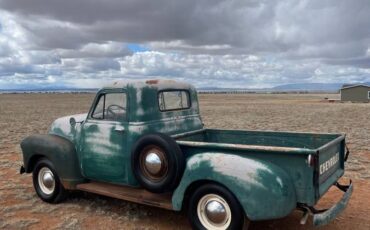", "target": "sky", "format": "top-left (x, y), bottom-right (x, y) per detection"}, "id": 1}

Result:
top-left (0, 0), bottom-right (370, 89)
